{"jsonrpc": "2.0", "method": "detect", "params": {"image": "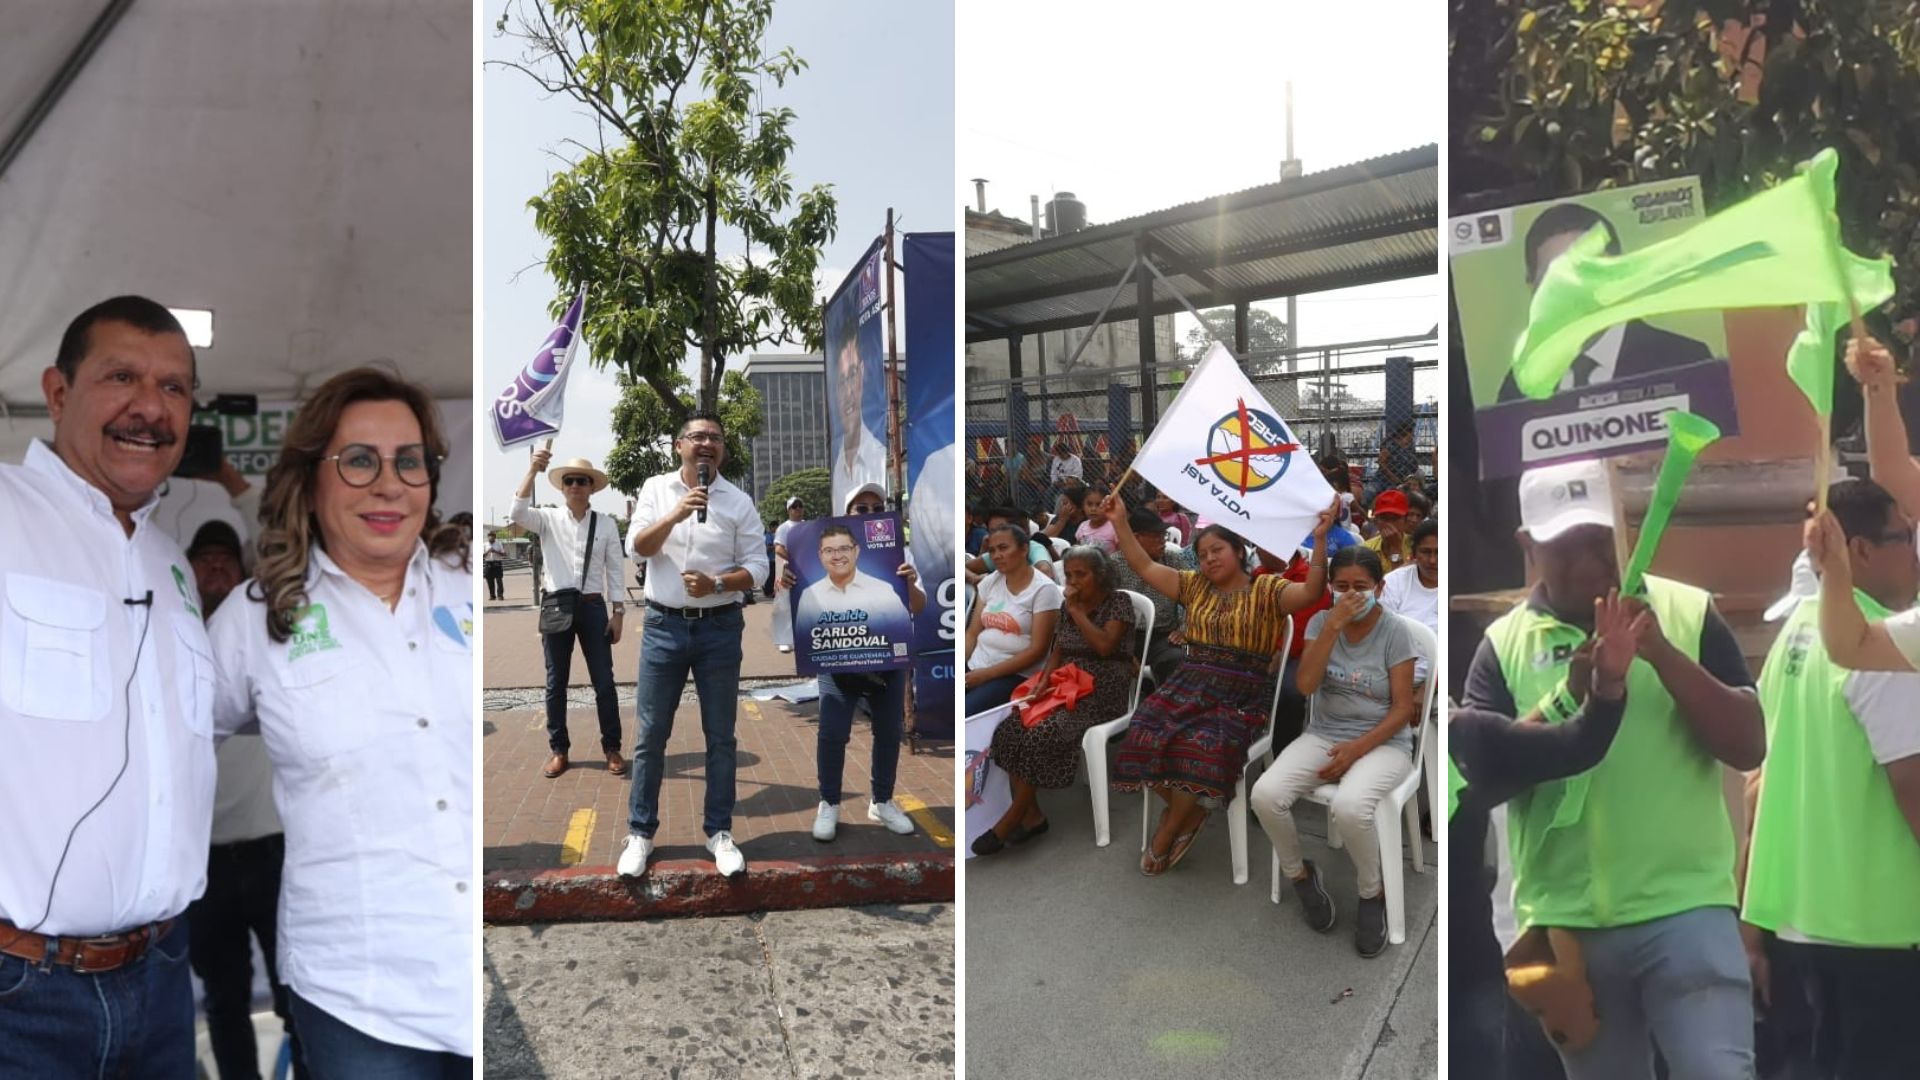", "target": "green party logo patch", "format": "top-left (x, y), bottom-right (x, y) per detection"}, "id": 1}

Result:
top-left (171, 565), bottom-right (200, 619)
top-left (289, 603), bottom-right (344, 660)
